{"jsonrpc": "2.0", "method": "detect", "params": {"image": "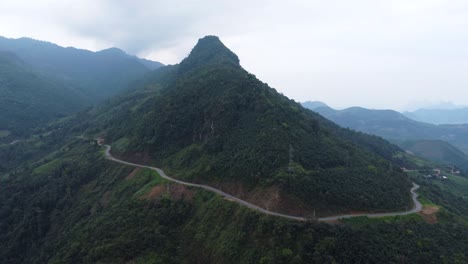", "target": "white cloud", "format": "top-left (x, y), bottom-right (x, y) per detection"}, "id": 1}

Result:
top-left (0, 0), bottom-right (467, 110)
